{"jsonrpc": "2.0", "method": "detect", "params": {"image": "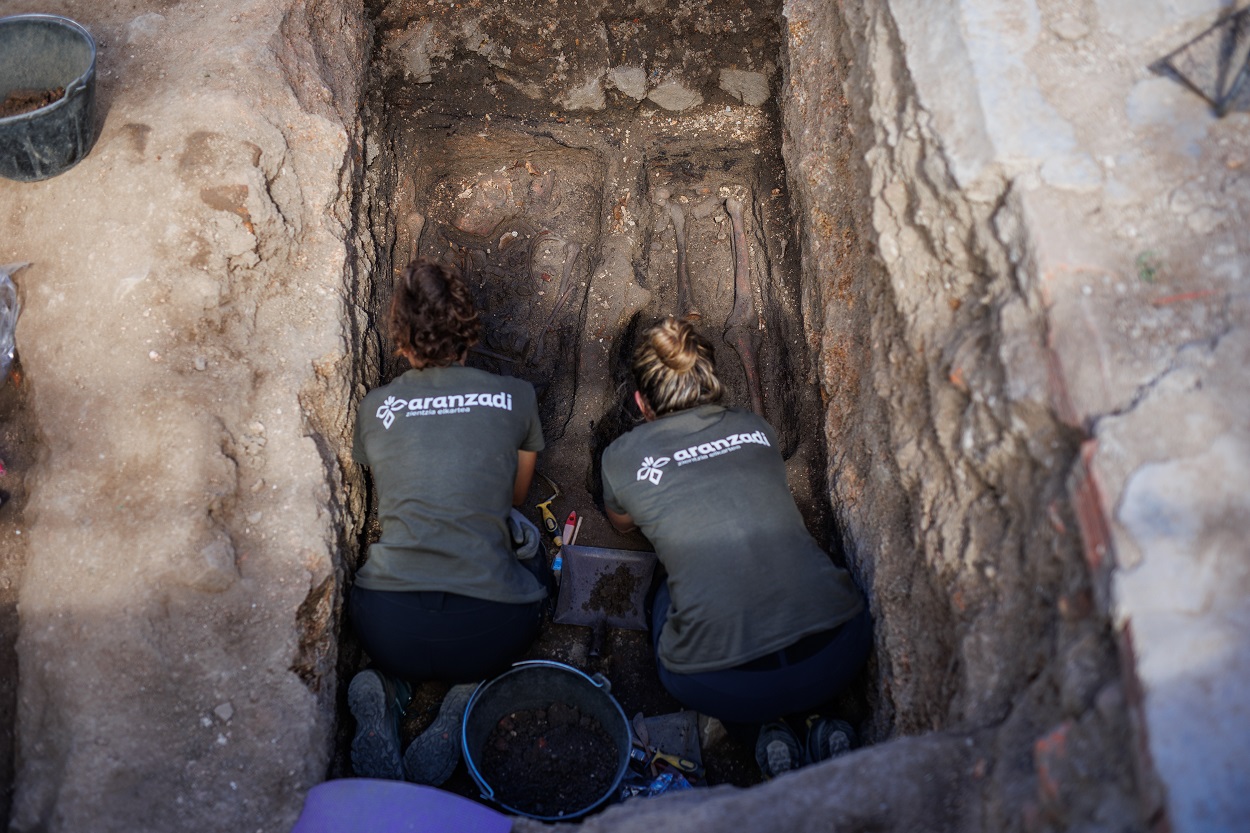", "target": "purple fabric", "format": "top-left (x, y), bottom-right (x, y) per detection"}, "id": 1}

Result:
top-left (291, 779), bottom-right (512, 833)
